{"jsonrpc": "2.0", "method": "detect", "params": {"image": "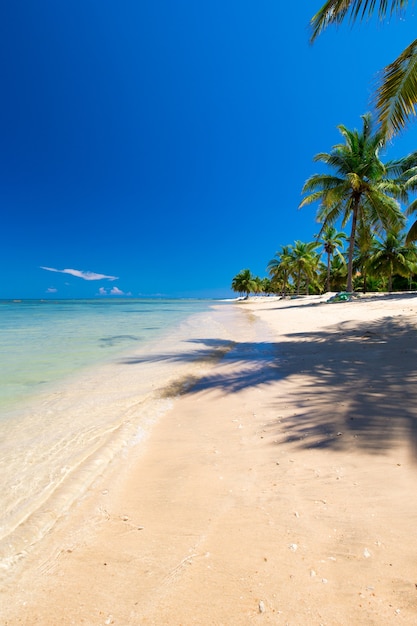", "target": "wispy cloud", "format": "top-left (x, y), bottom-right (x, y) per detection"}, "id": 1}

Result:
top-left (46, 287), bottom-right (57, 293)
top-left (41, 266), bottom-right (118, 281)
top-left (98, 286), bottom-right (131, 296)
